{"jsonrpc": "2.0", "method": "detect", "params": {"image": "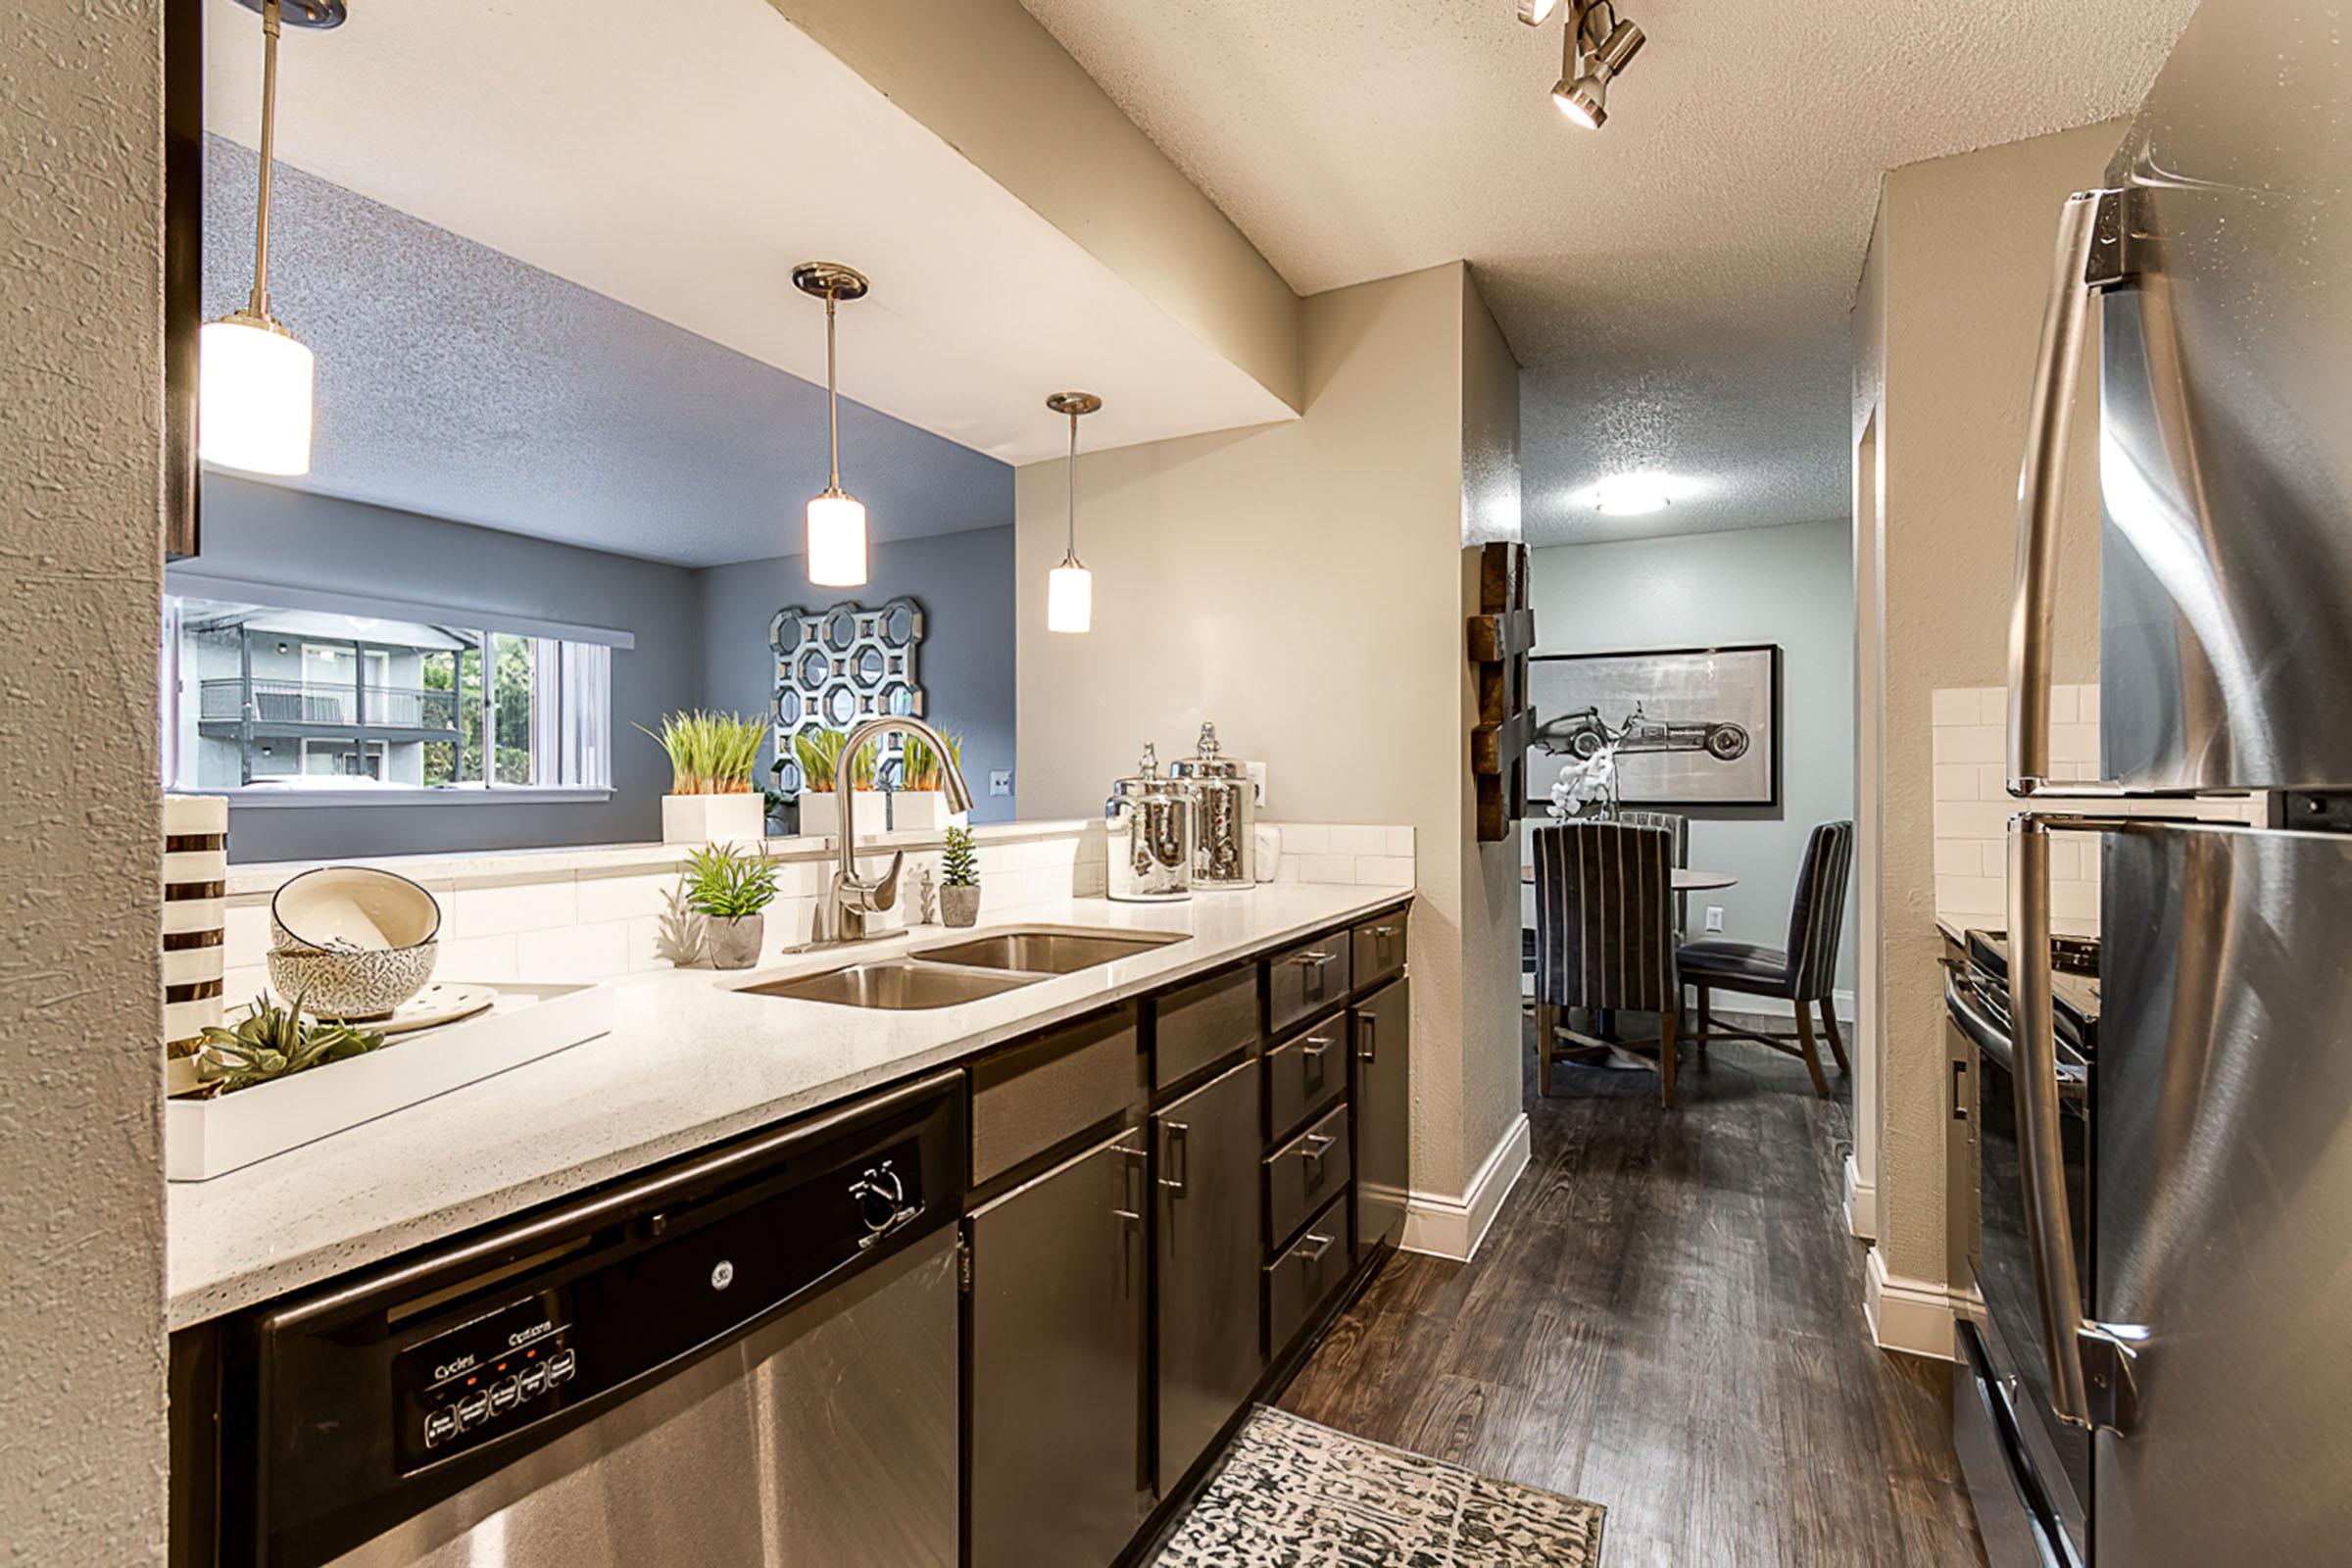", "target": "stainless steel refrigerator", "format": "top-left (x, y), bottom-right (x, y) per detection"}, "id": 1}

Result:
top-left (1994, 1), bottom-right (2351, 1564)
